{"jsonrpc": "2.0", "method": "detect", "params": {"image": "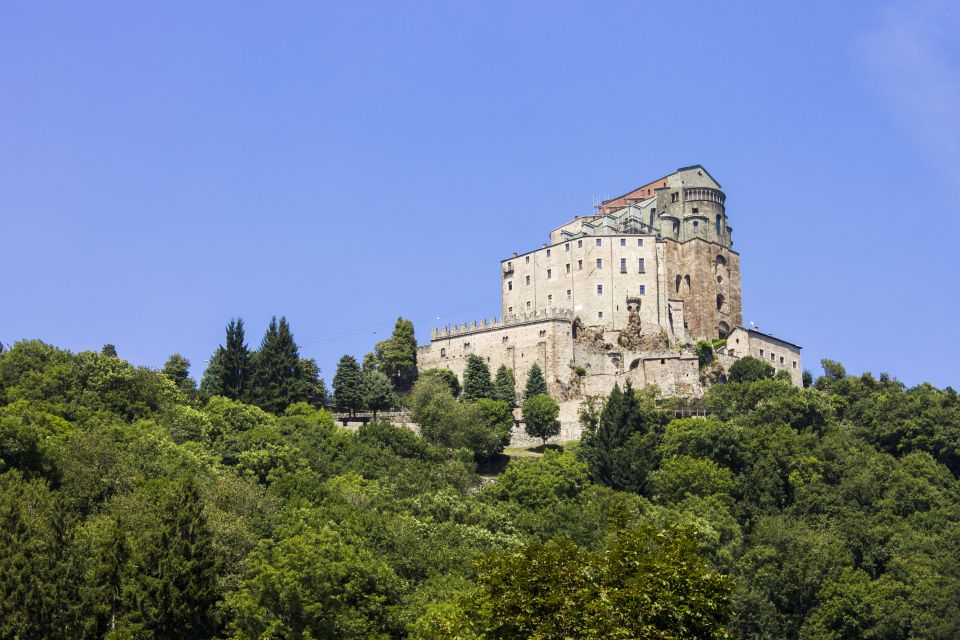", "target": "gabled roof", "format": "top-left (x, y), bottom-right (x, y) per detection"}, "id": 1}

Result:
top-left (599, 164), bottom-right (721, 212)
